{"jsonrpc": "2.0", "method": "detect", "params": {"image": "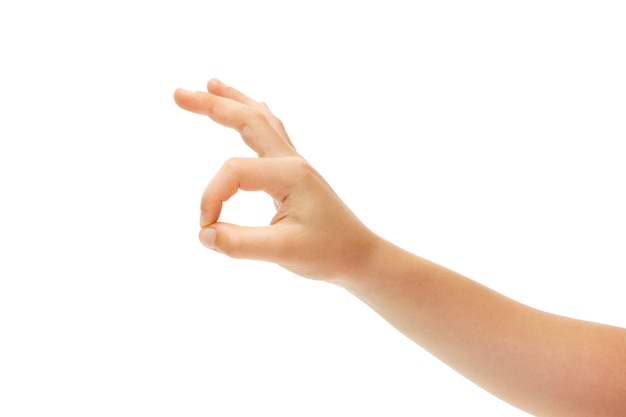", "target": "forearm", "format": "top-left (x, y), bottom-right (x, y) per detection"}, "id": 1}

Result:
top-left (335, 236), bottom-right (626, 417)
